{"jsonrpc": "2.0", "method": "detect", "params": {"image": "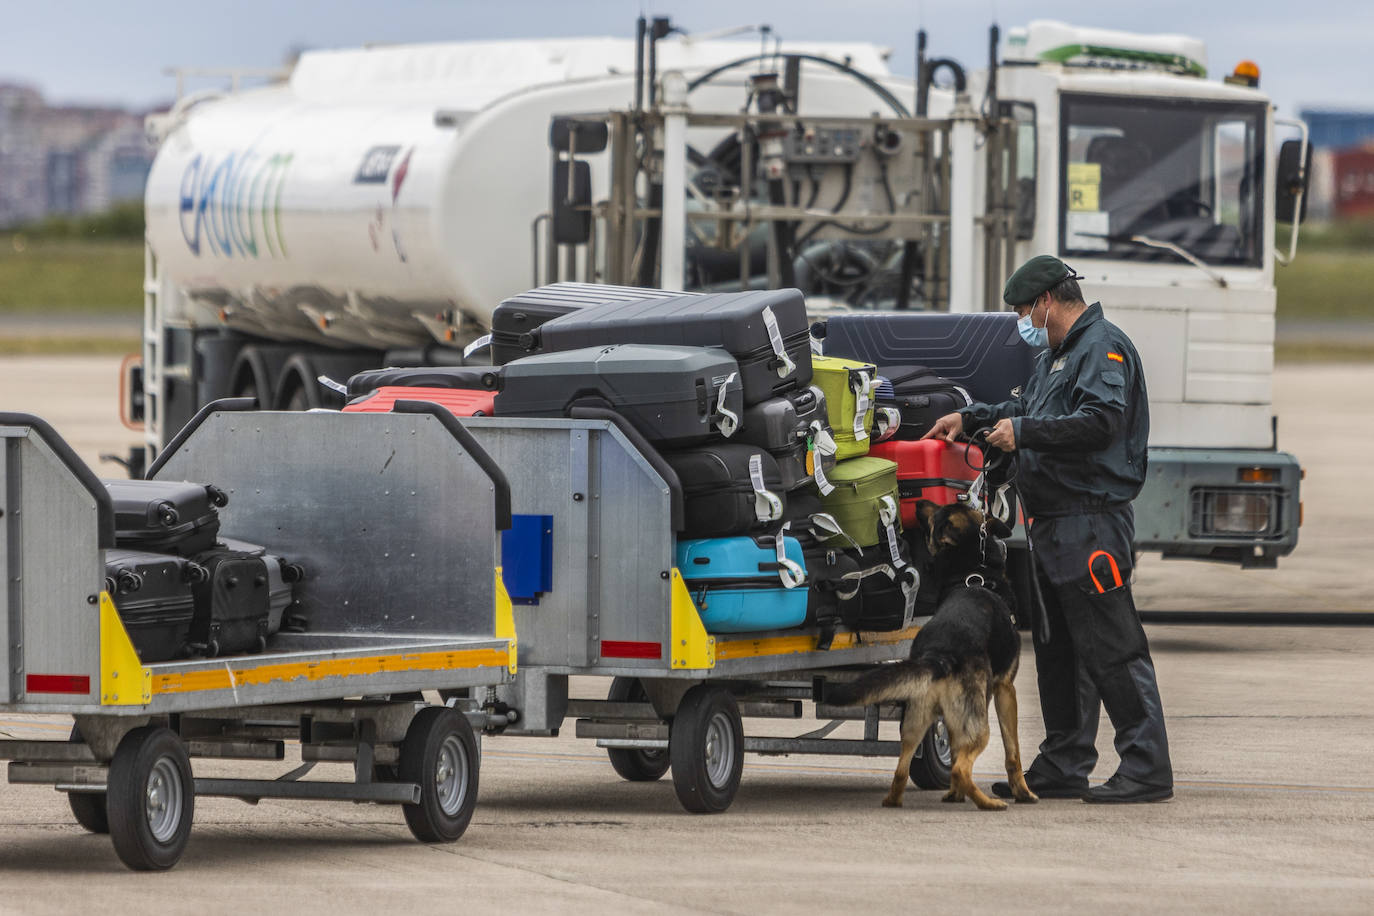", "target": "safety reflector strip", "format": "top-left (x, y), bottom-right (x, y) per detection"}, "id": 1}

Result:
top-left (26, 674), bottom-right (91, 695)
top-left (601, 640), bottom-right (663, 660)
top-left (1107, 352), bottom-right (1124, 362)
